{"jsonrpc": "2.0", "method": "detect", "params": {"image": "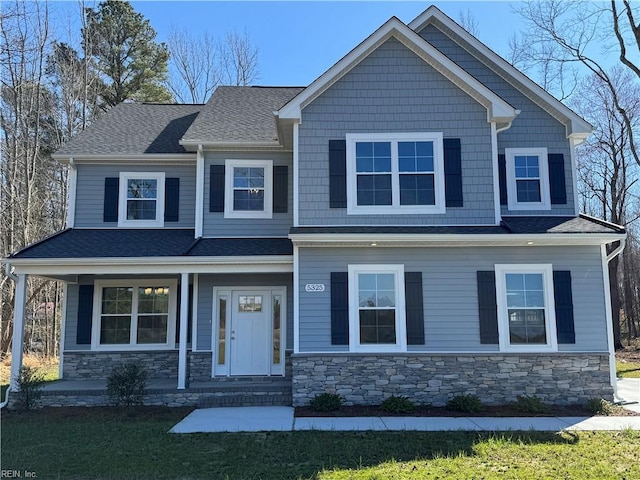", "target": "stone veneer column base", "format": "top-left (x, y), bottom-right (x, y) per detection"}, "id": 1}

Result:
top-left (292, 353), bottom-right (612, 407)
